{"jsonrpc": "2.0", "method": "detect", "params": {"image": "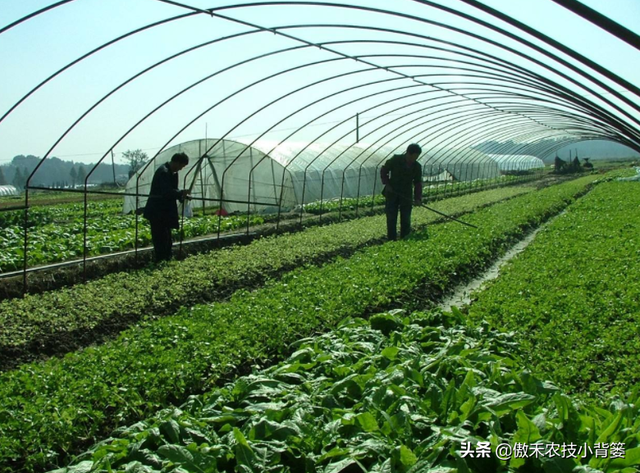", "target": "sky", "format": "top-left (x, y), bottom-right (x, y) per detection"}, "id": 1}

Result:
top-left (0, 0), bottom-right (638, 169)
